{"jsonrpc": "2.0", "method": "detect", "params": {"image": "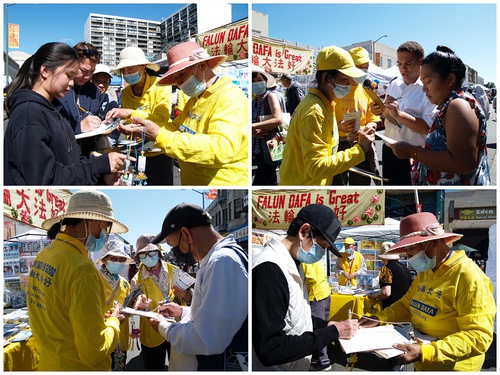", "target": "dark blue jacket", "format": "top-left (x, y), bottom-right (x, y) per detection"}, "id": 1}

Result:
top-left (4, 89), bottom-right (110, 185)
